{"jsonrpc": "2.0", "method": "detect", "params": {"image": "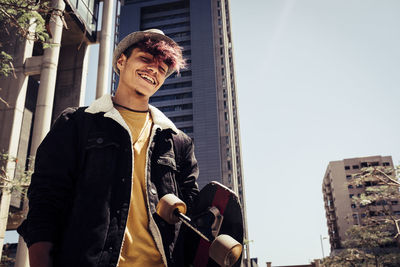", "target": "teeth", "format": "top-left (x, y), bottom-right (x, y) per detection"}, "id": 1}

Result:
top-left (139, 73), bottom-right (155, 84)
